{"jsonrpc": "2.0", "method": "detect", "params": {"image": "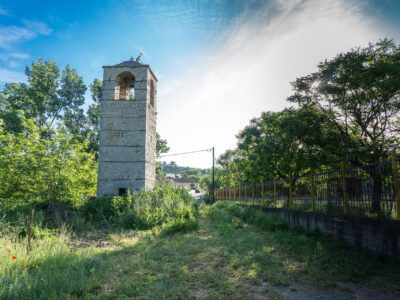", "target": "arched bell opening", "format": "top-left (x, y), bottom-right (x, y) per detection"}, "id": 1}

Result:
top-left (115, 71), bottom-right (135, 100)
